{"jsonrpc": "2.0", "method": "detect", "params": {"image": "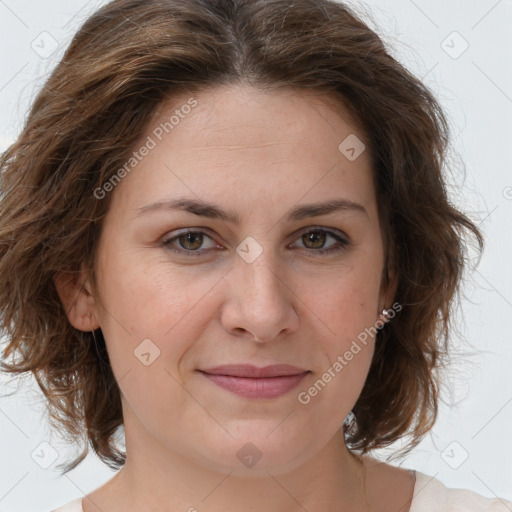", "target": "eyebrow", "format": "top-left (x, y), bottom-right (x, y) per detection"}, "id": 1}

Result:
top-left (134, 197), bottom-right (368, 223)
